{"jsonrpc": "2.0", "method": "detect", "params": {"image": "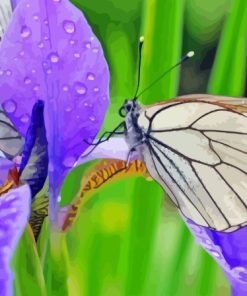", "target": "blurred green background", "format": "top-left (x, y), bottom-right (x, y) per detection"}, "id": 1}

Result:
top-left (12, 0), bottom-right (247, 295)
